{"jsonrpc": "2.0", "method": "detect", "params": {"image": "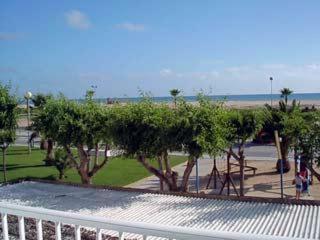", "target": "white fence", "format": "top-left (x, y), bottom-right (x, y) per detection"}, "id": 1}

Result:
top-left (0, 202), bottom-right (301, 240)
